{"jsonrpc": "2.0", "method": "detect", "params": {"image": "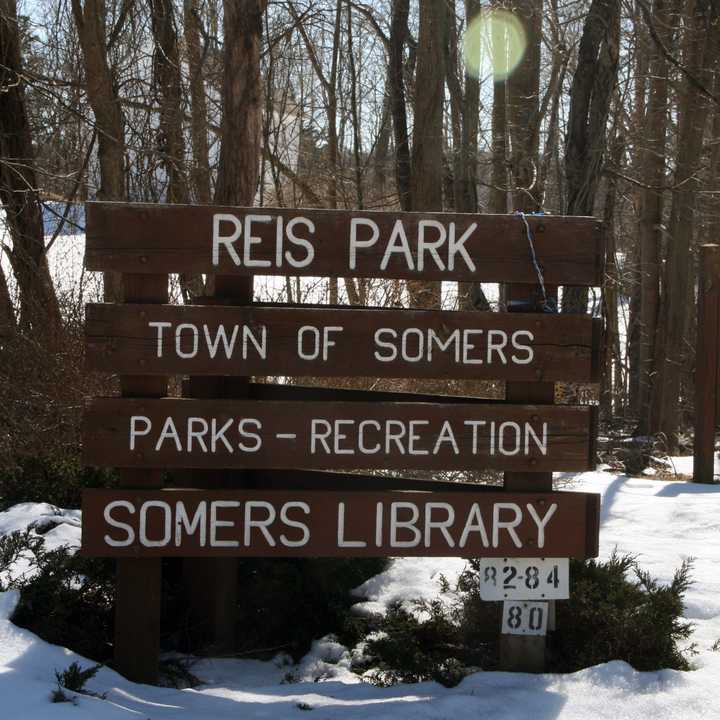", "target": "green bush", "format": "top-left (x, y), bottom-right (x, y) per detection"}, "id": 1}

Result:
top-left (6, 536), bottom-right (115, 663)
top-left (50, 661), bottom-right (103, 703)
top-left (230, 557), bottom-right (389, 659)
top-left (55, 661), bottom-right (102, 693)
top-left (356, 554), bottom-right (694, 685)
top-left (3, 529), bottom-right (386, 670)
top-left (0, 455), bottom-right (116, 512)
top-left (549, 554), bottom-right (694, 672)
top-left (357, 600), bottom-right (492, 687)
top-left (0, 531), bottom-right (45, 590)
